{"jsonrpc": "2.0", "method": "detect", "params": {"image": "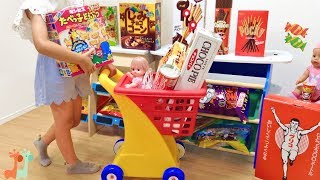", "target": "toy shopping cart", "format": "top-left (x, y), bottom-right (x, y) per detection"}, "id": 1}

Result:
top-left (99, 69), bottom-right (206, 180)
